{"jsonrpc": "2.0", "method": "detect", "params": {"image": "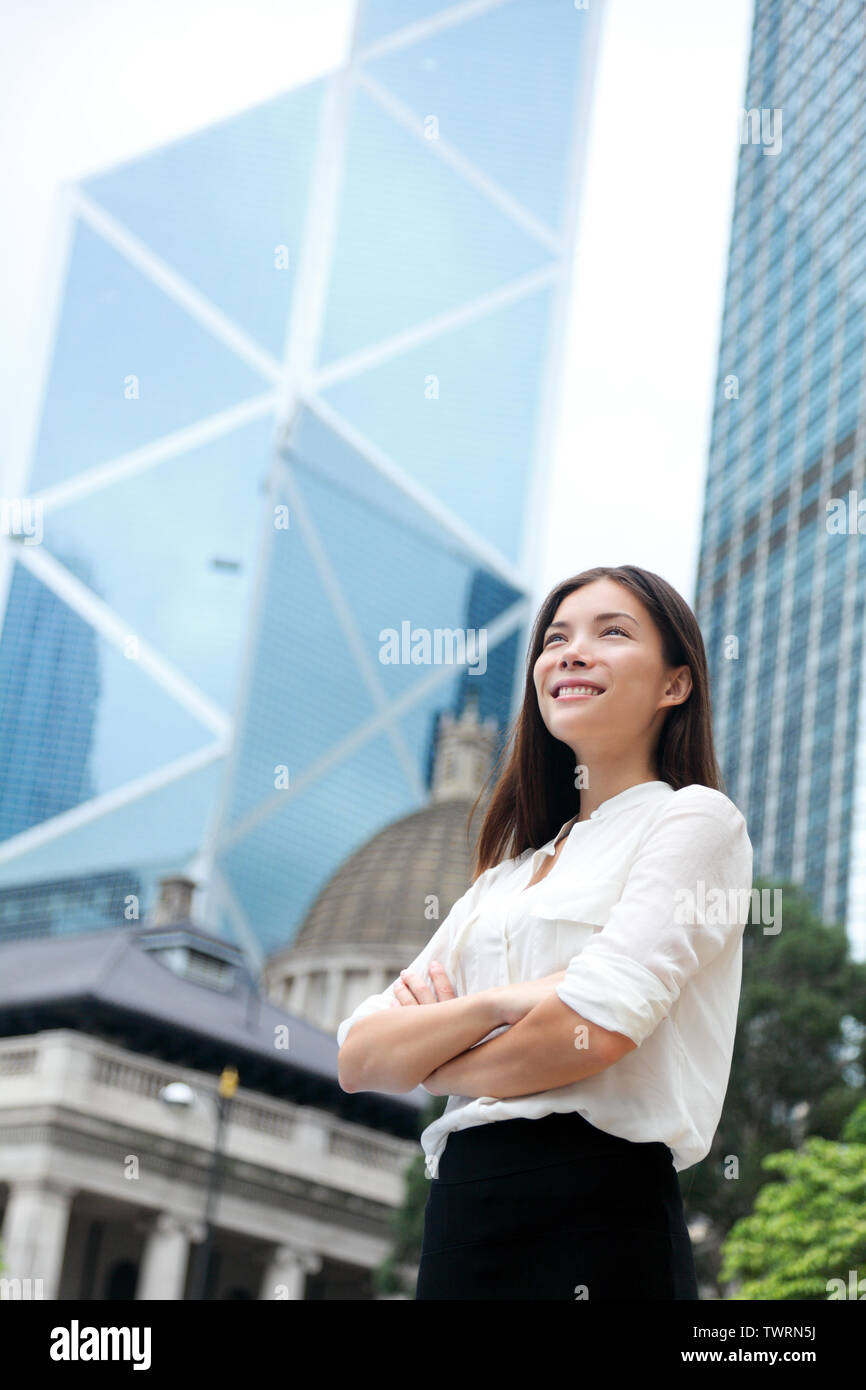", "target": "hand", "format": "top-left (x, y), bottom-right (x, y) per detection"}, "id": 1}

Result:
top-left (391, 960), bottom-right (457, 1007)
top-left (487, 969), bottom-right (568, 1027)
top-left (423, 970), bottom-right (571, 1096)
